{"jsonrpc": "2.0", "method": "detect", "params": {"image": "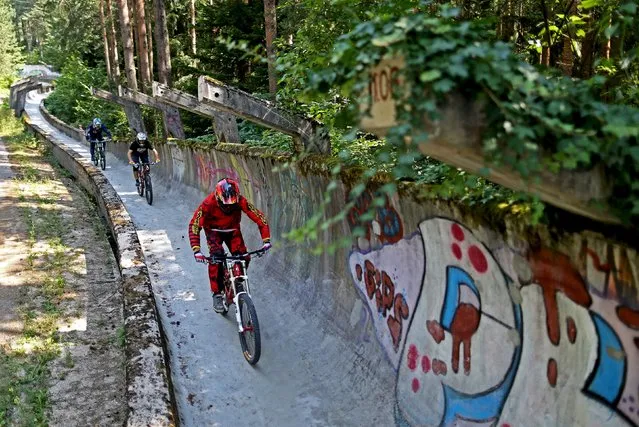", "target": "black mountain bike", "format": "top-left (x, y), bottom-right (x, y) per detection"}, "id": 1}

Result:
top-left (205, 249), bottom-right (267, 365)
top-left (92, 138), bottom-right (110, 170)
top-left (134, 161), bottom-right (157, 205)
